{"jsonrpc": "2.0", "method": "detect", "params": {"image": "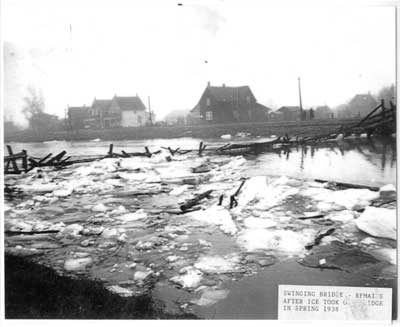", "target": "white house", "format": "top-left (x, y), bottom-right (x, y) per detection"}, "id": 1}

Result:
top-left (108, 95), bottom-right (147, 127)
